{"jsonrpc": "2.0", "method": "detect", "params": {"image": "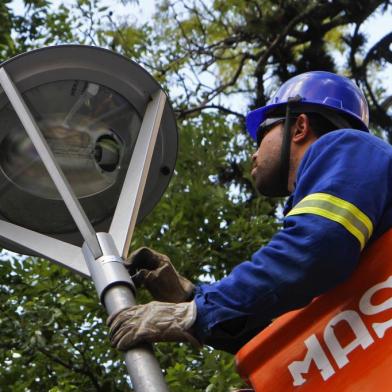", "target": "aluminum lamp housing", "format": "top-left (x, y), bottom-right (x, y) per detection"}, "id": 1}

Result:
top-left (0, 45), bottom-right (178, 254)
